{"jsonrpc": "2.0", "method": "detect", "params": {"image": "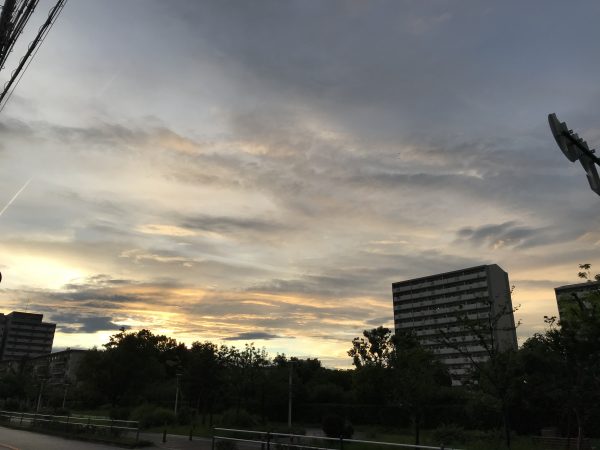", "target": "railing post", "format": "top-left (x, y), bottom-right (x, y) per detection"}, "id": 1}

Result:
top-left (440, 444), bottom-right (445, 450)
top-left (267, 431), bottom-right (271, 450)
top-left (136, 425), bottom-right (140, 442)
top-left (163, 426), bottom-right (167, 443)
top-left (212, 435), bottom-right (216, 450)
top-left (20, 412), bottom-right (24, 426)
top-left (339, 435), bottom-right (344, 450)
